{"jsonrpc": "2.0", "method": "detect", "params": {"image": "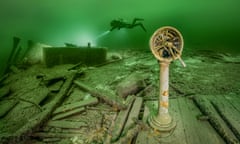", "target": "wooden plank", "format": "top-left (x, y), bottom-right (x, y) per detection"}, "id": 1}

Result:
top-left (135, 101), bottom-right (158, 144)
top-left (51, 107), bottom-right (85, 120)
top-left (42, 126), bottom-right (84, 134)
top-left (224, 94), bottom-right (240, 113)
top-left (0, 99), bottom-right (18, 117)
top-left (46, 120), bottom-right (87, 129)
top-left (135, 131), bottom-right (157, 144)
top-left (42, 138), bottom-right (61, 143)
top-left (24, 85), bottom-right (49, 105)
top-left (32, 132), bottom-right (82, 138)
top-left (178, 97), bottom-right (225, 144)
top-left (62, 87), bottom-right (86, 105)
top-left (0, 74), bottom-right (9, 86)
top-left (74, 80), bottom-right (127, 110)
top-left (116, 72), bottom-right (146, 98)
top-left (48, 80), bottom-right (64, 92)
top-left (142, 102), bottom-right (150, 123)
top-left (210, 95), bottom-right (240, 141)
top-left (113, 122), bottom-right (147, 144)
top-left (136, 98), bottom-right (188, 144)
top-left (53, 97), bottom-right (98, 115)
top-left (157, 98), bottom-right (188, 144)
top-left (122, 97), bottom-right (143, 135)
top-left (0, 85), bottom-right (10, 99)
top-left (0, 85), bottom-right (49, 119)
top-left (111, 96), bottom-right (135, 142)
top-left (104, 113), bottom-right (118, 144)
top-left (170, 98), bottom-right (187, 143)
top-left (0, 72), bottom-right (77, 144)
top-left (193, 96), bottom-right (238, 144)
